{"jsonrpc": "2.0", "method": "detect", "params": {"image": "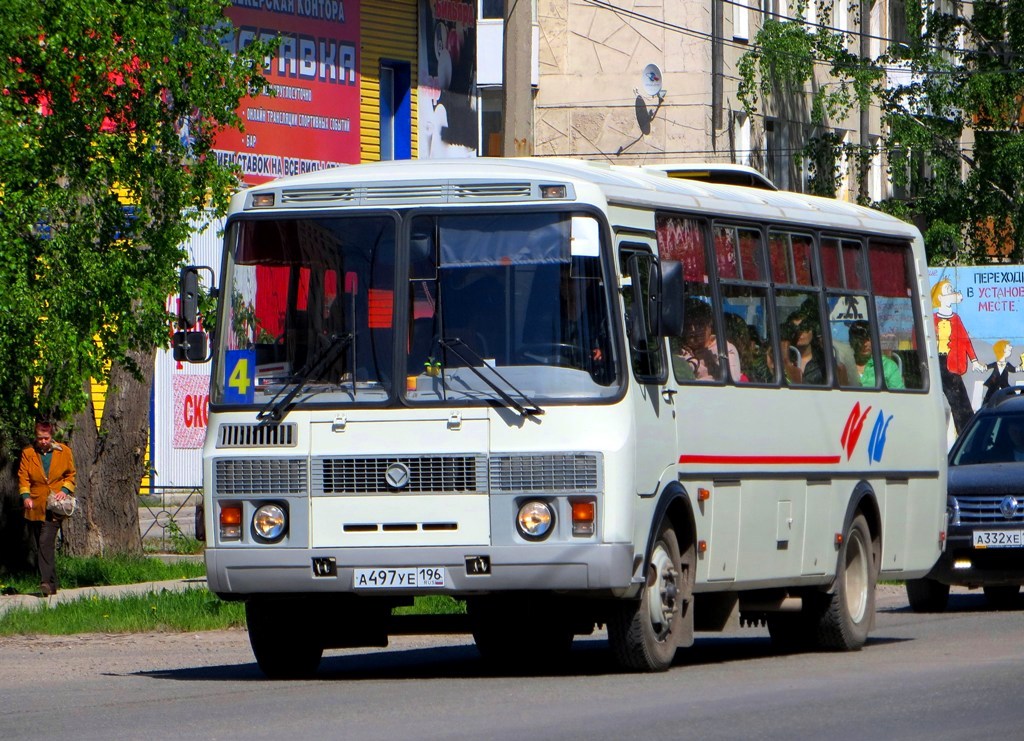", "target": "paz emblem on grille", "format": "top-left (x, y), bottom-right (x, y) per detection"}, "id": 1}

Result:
top-left (385, 462), bottom-right (411, 490)
top-left (1000, 495), bottom-right (1019, 519)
